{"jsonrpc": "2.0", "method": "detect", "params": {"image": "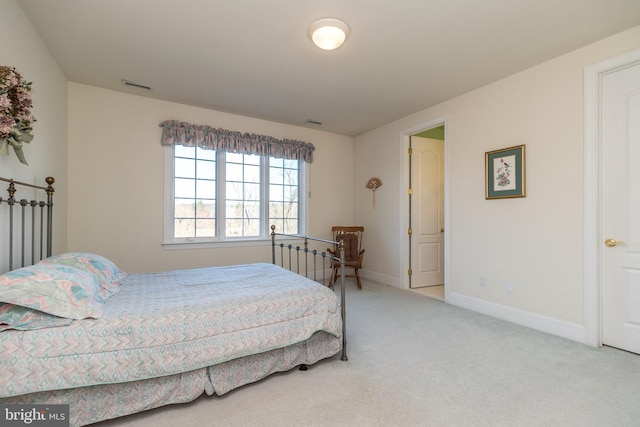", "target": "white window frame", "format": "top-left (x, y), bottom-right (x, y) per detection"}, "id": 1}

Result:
top-left (163, 146), bottom-right (308, 249)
